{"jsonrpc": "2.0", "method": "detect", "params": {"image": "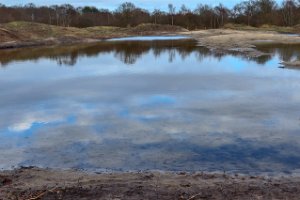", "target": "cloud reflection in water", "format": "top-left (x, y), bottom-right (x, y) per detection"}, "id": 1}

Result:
top-left (0, 39), bottom-right (300, 174)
